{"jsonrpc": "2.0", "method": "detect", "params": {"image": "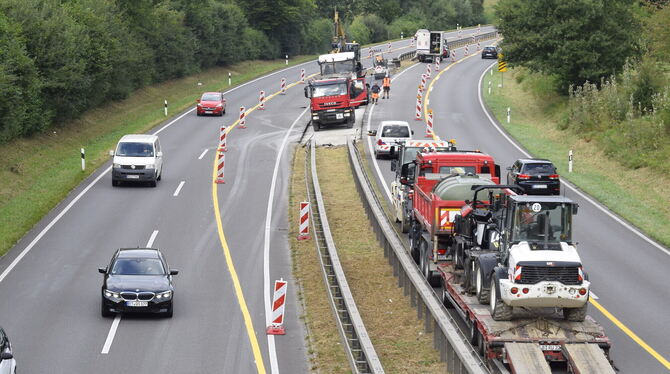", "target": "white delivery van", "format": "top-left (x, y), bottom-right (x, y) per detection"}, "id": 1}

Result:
top-left (110, 134), bottom-right (163, 187)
